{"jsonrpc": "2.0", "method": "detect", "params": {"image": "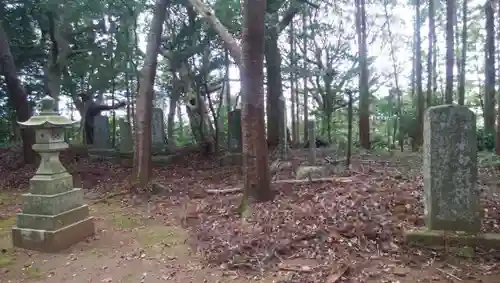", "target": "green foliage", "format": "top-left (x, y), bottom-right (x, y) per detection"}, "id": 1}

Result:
top-left (477, 128), bottom-right (495, 152)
